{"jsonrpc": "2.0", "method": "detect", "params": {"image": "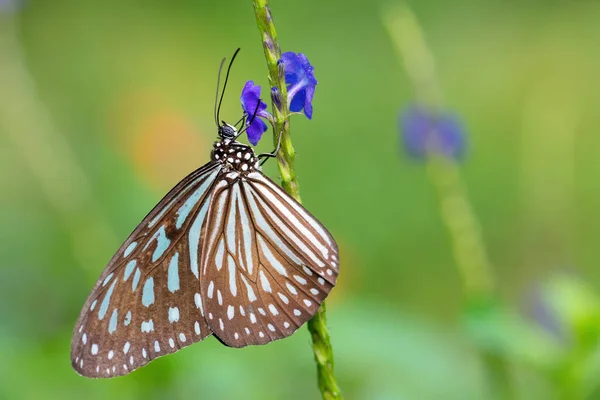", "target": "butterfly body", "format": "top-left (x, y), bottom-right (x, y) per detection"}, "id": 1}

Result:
top-left (71, 122), bottom-right (339, 378)
top-left (211, 139), bottom-right (259, 173)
